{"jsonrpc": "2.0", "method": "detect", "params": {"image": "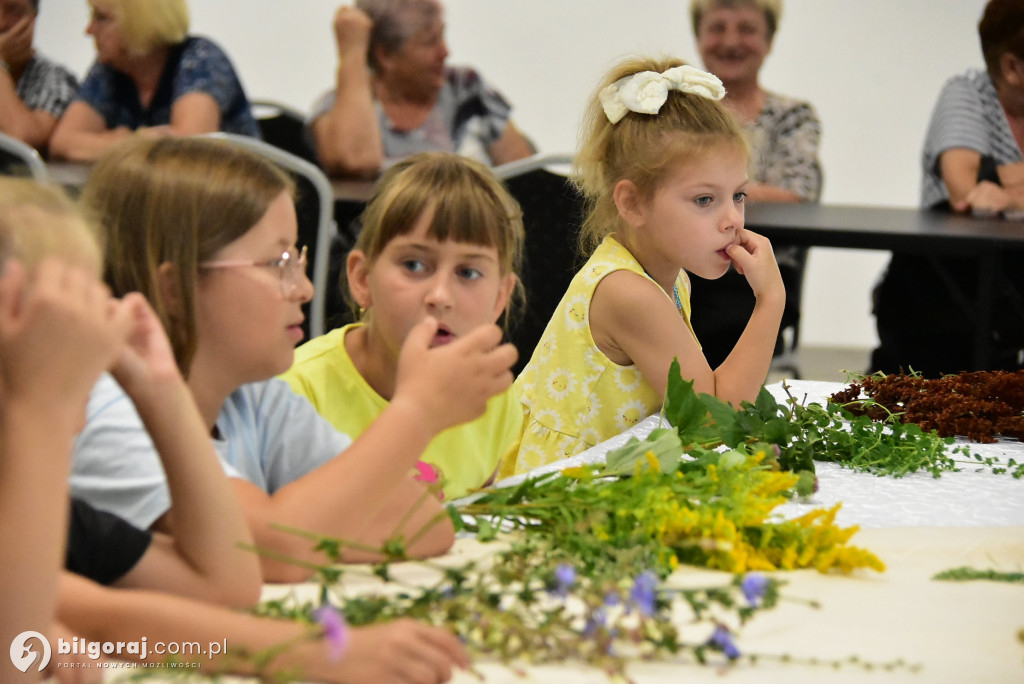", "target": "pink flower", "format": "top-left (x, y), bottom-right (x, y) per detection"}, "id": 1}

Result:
top-left (313, 605), bottom-right (349, 661)
top-left (414, 461), bottom-right (438, 484)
